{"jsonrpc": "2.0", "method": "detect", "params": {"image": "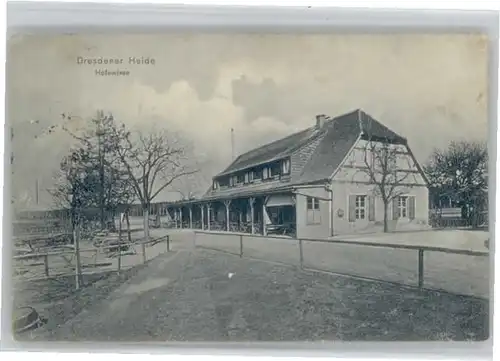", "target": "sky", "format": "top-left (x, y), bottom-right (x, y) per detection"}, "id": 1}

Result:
top-left (6, 33), bottom-right (489, 209)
